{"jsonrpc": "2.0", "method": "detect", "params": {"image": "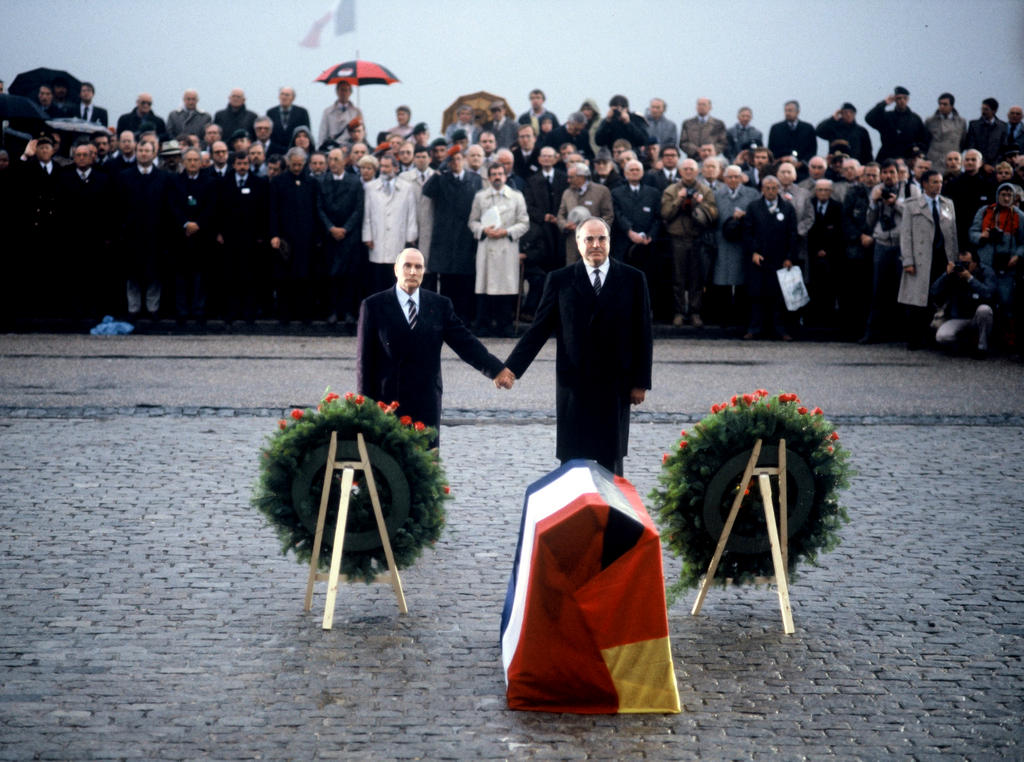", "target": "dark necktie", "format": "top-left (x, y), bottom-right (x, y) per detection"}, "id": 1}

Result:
top-left (932, 199), bottom-right (944, 251)
top-left (592, 269), bottom-right (602, 294)
top-left (281, 109), bottom-right (289, 129)
top-left (82, 106), bottom-right (89, 121)
top-left (407, 298), bottom-right (417, 329)
top-left (238, 176), bottom-right (244, 188)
